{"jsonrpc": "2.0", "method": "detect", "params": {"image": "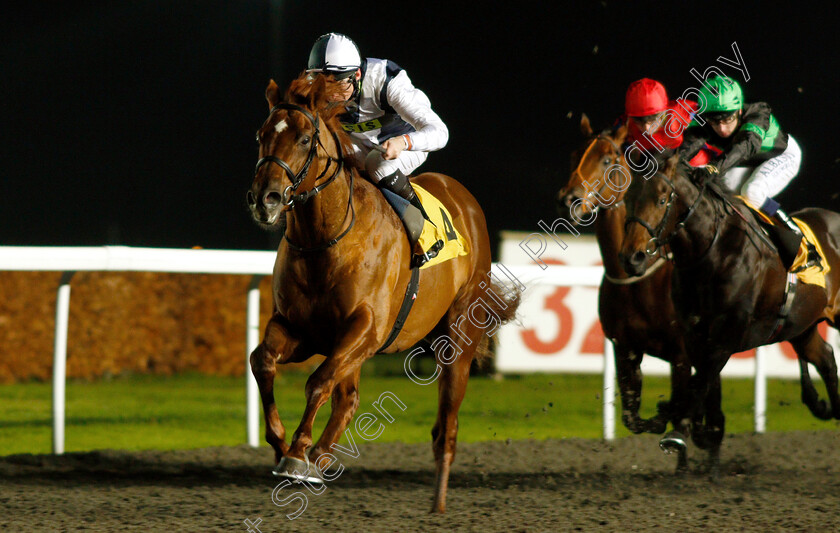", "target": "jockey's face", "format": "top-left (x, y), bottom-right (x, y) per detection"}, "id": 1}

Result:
top-left (630, 112), bottom-right (665, 135)
top-left (708, 110), bottom-right (740, 138)
top-left (325, 69), bottom-right (361, 102)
